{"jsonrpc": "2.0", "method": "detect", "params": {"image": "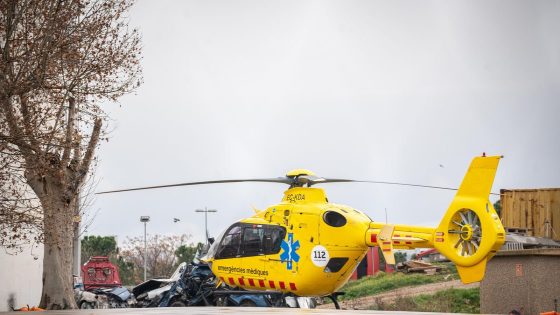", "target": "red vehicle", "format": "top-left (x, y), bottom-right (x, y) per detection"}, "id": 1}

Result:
top-left (81, 256), bottom-right (122, 290)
